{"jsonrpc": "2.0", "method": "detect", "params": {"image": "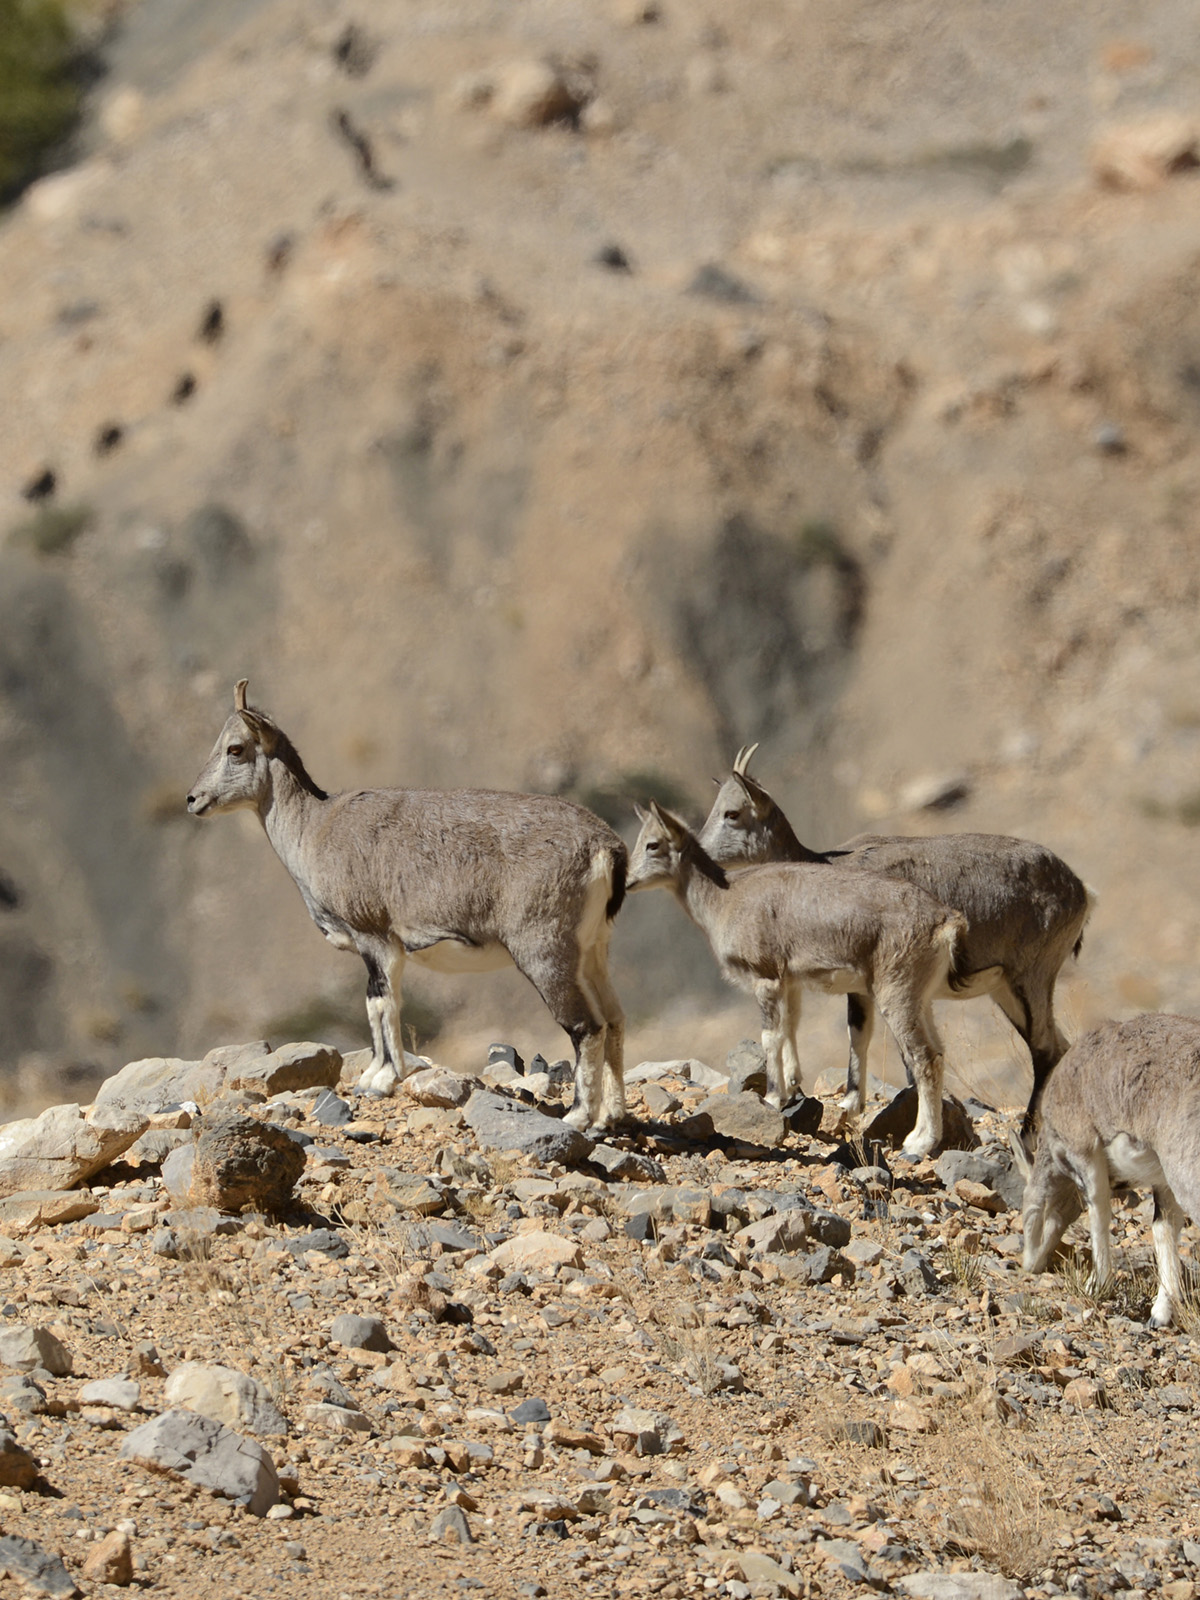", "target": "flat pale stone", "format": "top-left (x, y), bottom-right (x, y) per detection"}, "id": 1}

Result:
top-left (164, 1362), bottom-right (287, 1436)
top-left (77, 1378), bottom-right (140, 1411)
top-left (0, 1190), bottom-right (99, 1235)
top-left (0, 1104), bottom-right (148, 1198)
top-left (489, 1230), bottom-right (583, 1272)
top-left (94, 1056), bottom-right (223, 1118)
top-left (226, 1042), bottom-right (342, 1096)
top-left (899, 1574), bottom-right (1024, 1600)
top-left (740, 1551), bottom-right (802, 1596)
top-left (402, 1067), bottom-right (476, 1108)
